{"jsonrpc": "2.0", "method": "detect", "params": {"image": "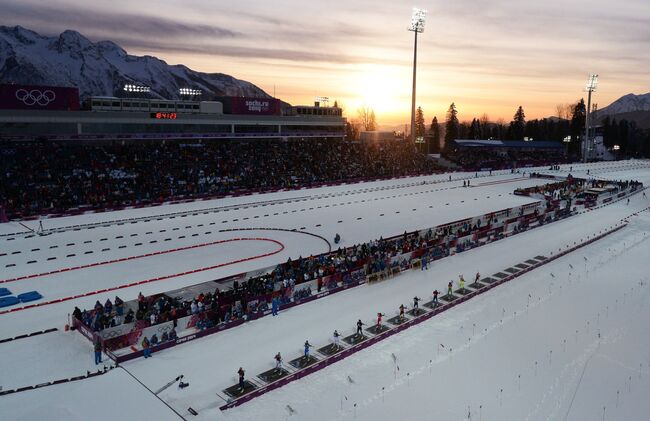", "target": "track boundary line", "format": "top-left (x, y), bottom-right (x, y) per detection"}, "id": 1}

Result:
top-left (0, 327), bottom-right (58, 344)
top-left (0, 238), bottom-right (284, 315)
top-left (1, 237), bottom-right (284, 284)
